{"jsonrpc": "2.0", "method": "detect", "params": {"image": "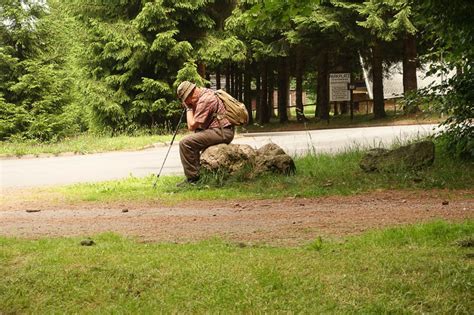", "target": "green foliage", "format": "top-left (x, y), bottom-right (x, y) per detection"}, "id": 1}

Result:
top-left (418, 0), bottom-right (474, 65)
top-left (198, 35), bottom-right (247, 65)
top-left (0, 0), bottom-right (79, 141)
top-left (289, 0), bottom-right (358, 56)
top-left (416, 0), bottom-right (474, 159)
top-left (174, 60), bottom-right (205, 89)
top-left (1, 0), bottom-right (227, 140)
top-left (0, 0), bottom-right (471, 155)
top-left (433, 70), bottom-right (474, 159)
top-left (357, 0), bottom-right (417, 41)
top-left (226, 0), bottom-right (313, 60)
top-left (73, 0), bottom-right (216, 132)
